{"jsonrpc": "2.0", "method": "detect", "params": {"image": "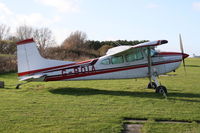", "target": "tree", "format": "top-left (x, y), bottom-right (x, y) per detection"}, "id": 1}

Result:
top-left (86, 40), bottom-right (102, 50)
top-left (15, 25), bottom-right (56, 56)
top-left (98, 45), bottom-right (113, 56)
top-left (33, 27), bottom-right (56, 56)
top-left (15, 24), bottom-right (34, 41)
top-left (0, 40), bottom-right (16, 54)
top-left (61, 31), bottom-right (87, 50)
top-left (0, 24), bottom-right (10, 40)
